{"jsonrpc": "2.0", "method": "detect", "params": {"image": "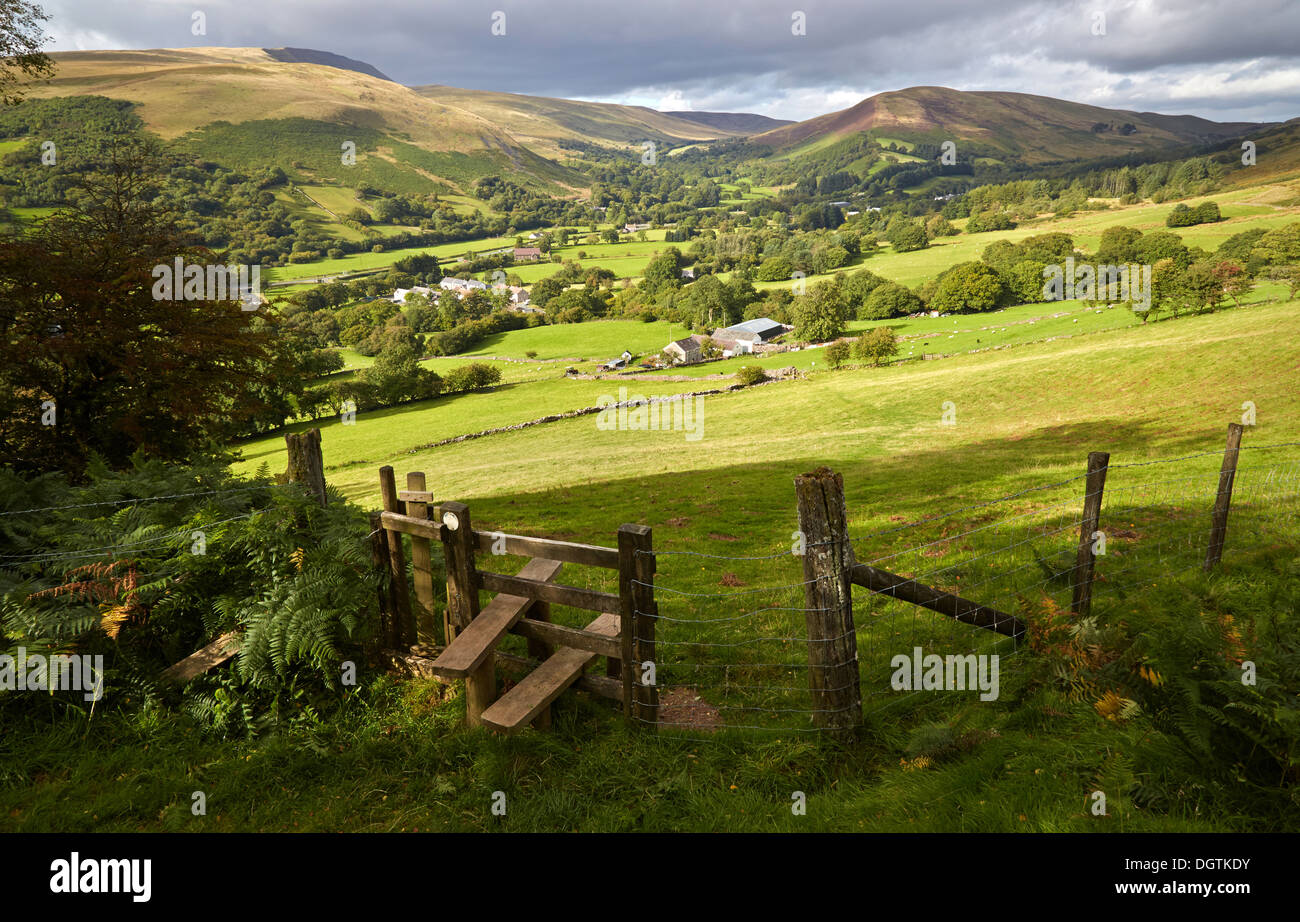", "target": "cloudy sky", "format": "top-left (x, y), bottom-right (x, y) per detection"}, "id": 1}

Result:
top-left (38, 0), bottom-right (1300, 123)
